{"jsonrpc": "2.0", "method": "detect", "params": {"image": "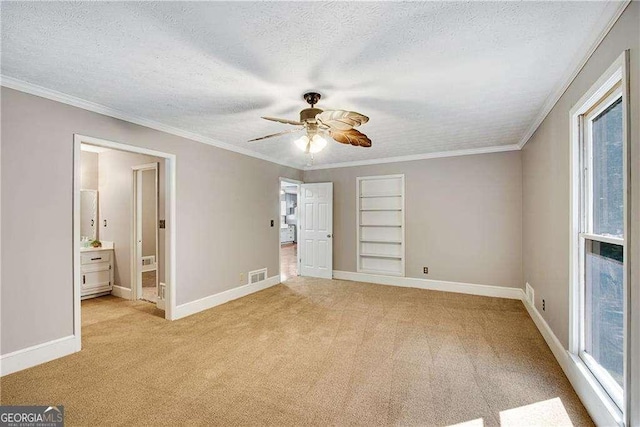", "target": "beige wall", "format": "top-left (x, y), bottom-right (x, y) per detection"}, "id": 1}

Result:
top-left (98, 150), bottom-right (164, 288)
top-left (141, 169), bottom-right (156, 258)
top-left (521, 1), bottom-right (639, 351)
top-left (80, 151), bottom-right (98, 190)
top-left (304, 151), bottom-right (523, 288)
top-left (0, 87), bottom-right (302, 355)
